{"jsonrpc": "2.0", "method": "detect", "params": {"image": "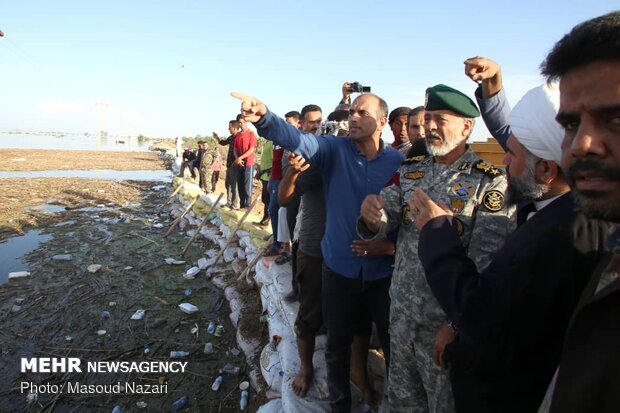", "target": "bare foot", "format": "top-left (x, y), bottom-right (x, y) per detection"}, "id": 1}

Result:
top-left (292, 367), bottom-right (313, 397)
